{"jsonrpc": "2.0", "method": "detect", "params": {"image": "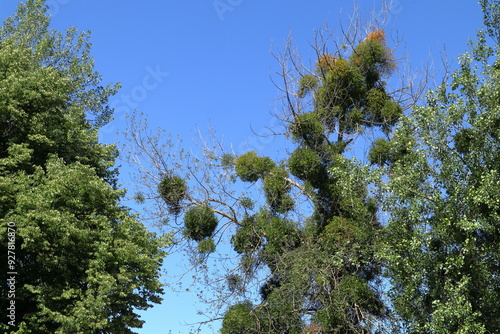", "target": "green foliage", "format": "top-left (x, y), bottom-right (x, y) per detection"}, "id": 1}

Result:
top-left (453, 127), bottom-right (476, 154)
top-left (380, 100), bottom-right (403, 131)
top-left (183, 205), bottom-right (218, 241)
top-left (288, 147), bottom-right (325, 187)
top-left (0, 2), bottom-right (166, 332)
top-left (262, 167), bottom-right (294, 213)
top-left (368, 128), bottom-right (414, 166)
top-left (316, 53), bottom-right (337, 73)
top-left (134, 191), bottom-right (146, 204)
top-left (350, 39), bottom-right (394, 86)
top-left (316, 59), bottom-right (366, 132)
top-left (321, 216), bottom-right (360, 248)
top-left (221, 302), bottom-right (259, 334)
top-left (226, 274), bottom-right (245, 293)
top-left (480, 0), bottom-right (500, 41)
top-left (224, 275), bottom-right (305, 333)
top-left (368, 138), bottom-right (392, 165)
top-left (235, 151), bottom-right (275, 182)
top-left (365, 88), bottom-right (403, 133)
top-left (381, 5), bottom-right (500, 332)
top-left (0, 0), bottom-right (117, 129)
top-left (220, 153), bottom-right (236, 167)
top-left (121, 26), bottom-right (402, 333)
top-left (258, 212), bottom-right (301, 265)
top-left (351, 39), bottom-right (387, 68)
top-left (298, 74), bottom-right (319, 98)
top-left (219, 29), bottom-right (399, 333)
top-left (239, 196), bottom-right (255, 210)
top-left (0, 34), bottom-right (118, 181)
top-left (300, 29), bottom-right (401, 138)
top-left (311, 275), bottom-right (384, 332)
top-left (289, 112), bottom-right (325, 146)
top-left (1, 158), bottom-right (167, 333)
top-left (158, 175), bottom-right (187, 215)
top-left (258, 288), bottom-right (304, 333)
top-left (197, 237), bottom-right (216, 254)
top-left (232, 216), bottom-right (263, 254)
